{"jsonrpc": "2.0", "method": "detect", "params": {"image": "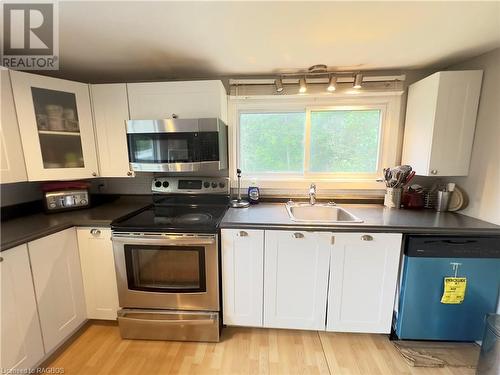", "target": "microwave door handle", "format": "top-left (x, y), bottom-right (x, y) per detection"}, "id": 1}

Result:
top-left (111, 235), bottom-right (215, 246)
